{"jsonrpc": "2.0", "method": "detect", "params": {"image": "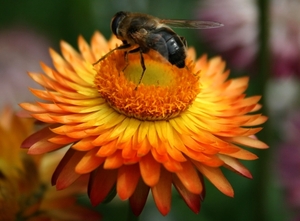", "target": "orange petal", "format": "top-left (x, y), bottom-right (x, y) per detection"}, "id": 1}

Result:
top-left (194, 161), bottom-right (234, 197)
top-left (151, 147), bottom-right (169, 163)
top-left (19, 102), bottom-right (45, 113)
top-left (136, 139), bottom-right (151, 156)
top-left (121, 139), bottom-right (137, 160)
top-left (218, 154), bottom-right (252, 178)
top-left (78, 35), bottom-right (95, 64)
top-left (181, 135), bottom-right (218, 155)
top-left (223, 146), bottom-right (258, 160)
top-left (31, 113), bottom-right (59, 124)
top-left (165, 141), bottom-right (186, 162)
top-left (28, 139), bottom-right (63, 154)
top-left (185, 148), bottom-right (212, 162)
top-left (163, 157), bottom-right (183, 172)
top-left (117, 164), bottom-right (140, 200)
top-left (48, 135), bottom-right (78, 144)
top-left (97, 139), bottom-right (118, 157)
top-left (227, 136), bottom-right (269, 149)
top-left (151, 168), bottom-right (172, 216)
top-left (243, 115), bottom-right (268, 126)
top-left (139, 153), bottom-right (161, 186)
top-left (173, 174), bottom-right (201, 214)
top-left (72, 137), bottom-right (97, 151)
top-left (103, 150), bottom-right (123, 169)
top-left (91, 31), bottom-right (110, 60)
top-left (175, 161), bottom-right (203, 194)
top-left (147, 122), bottom-right (159, 147)
top-left (52, 148), bottom-right (84, 190)
top-left (21, 125), bottom-right (56, 148)
top-left (75, 147), bottom-right (105, 174)
top-left (23, 125), bottom-right (64, 154)
top-left (200, 155), bottom-right (224, 167)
